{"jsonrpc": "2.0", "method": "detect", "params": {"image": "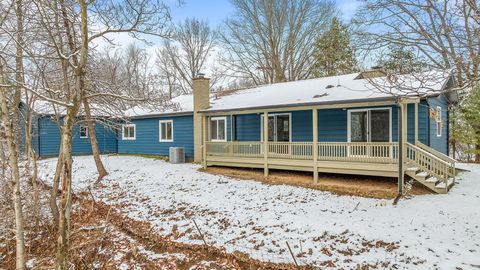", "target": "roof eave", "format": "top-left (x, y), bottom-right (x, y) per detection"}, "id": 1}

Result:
top-left (200, 96), bottom-right (400, 114)
top-left (126, 111), bottom-right (194, 119)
